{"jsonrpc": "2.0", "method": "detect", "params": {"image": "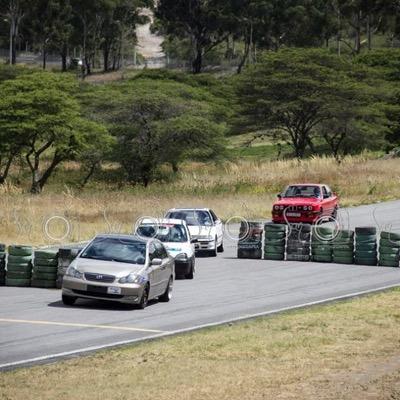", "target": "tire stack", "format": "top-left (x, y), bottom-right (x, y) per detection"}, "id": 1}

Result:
top-left (237, 222), bottom-right (263, 259)
top-left (355, 227), bottom-right (378, 266)
top-left (31, 249), bottom-right (59, 288)
top-left (379, 231), bottom-right (400, 267)
top-left (6, 245), bottom-right (33, 287)
top-left (263, 223), bottom-right (287, 261)
top-left (311, 226), bottom-right (334, 263)
top-left (57, 247), bottom-right (81, 288)
top-left (286, 224), bottom-right (311, 261)
top-left (0, 244), bottom-right (6, 286)
top-left (332, 230), bottom-right (355, 264)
